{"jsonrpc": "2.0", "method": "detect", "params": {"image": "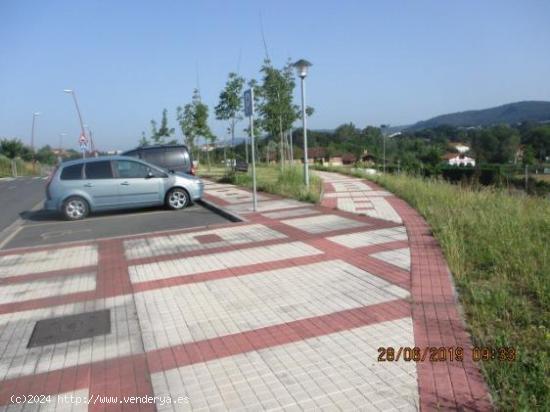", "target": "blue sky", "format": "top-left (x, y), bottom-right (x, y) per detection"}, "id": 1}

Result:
top-left (1, 0), bottom-right (549, 151)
